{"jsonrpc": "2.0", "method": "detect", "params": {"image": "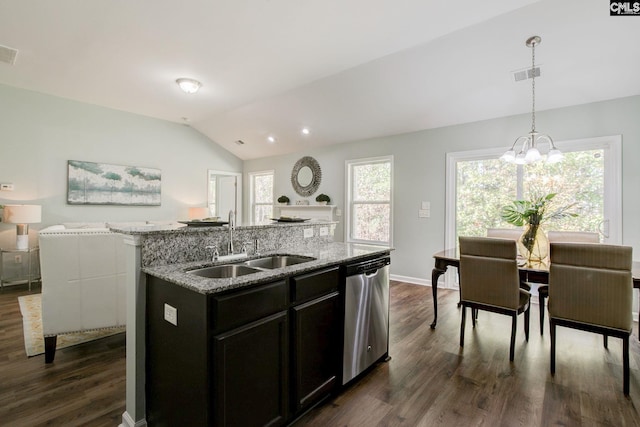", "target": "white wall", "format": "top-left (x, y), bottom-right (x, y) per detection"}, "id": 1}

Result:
top-left (244, 95), bottom-right (640, 282)
top-left (3, 83), bottom-right (637, 282)
top-left (0, 84), bottom-right (242, 248)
